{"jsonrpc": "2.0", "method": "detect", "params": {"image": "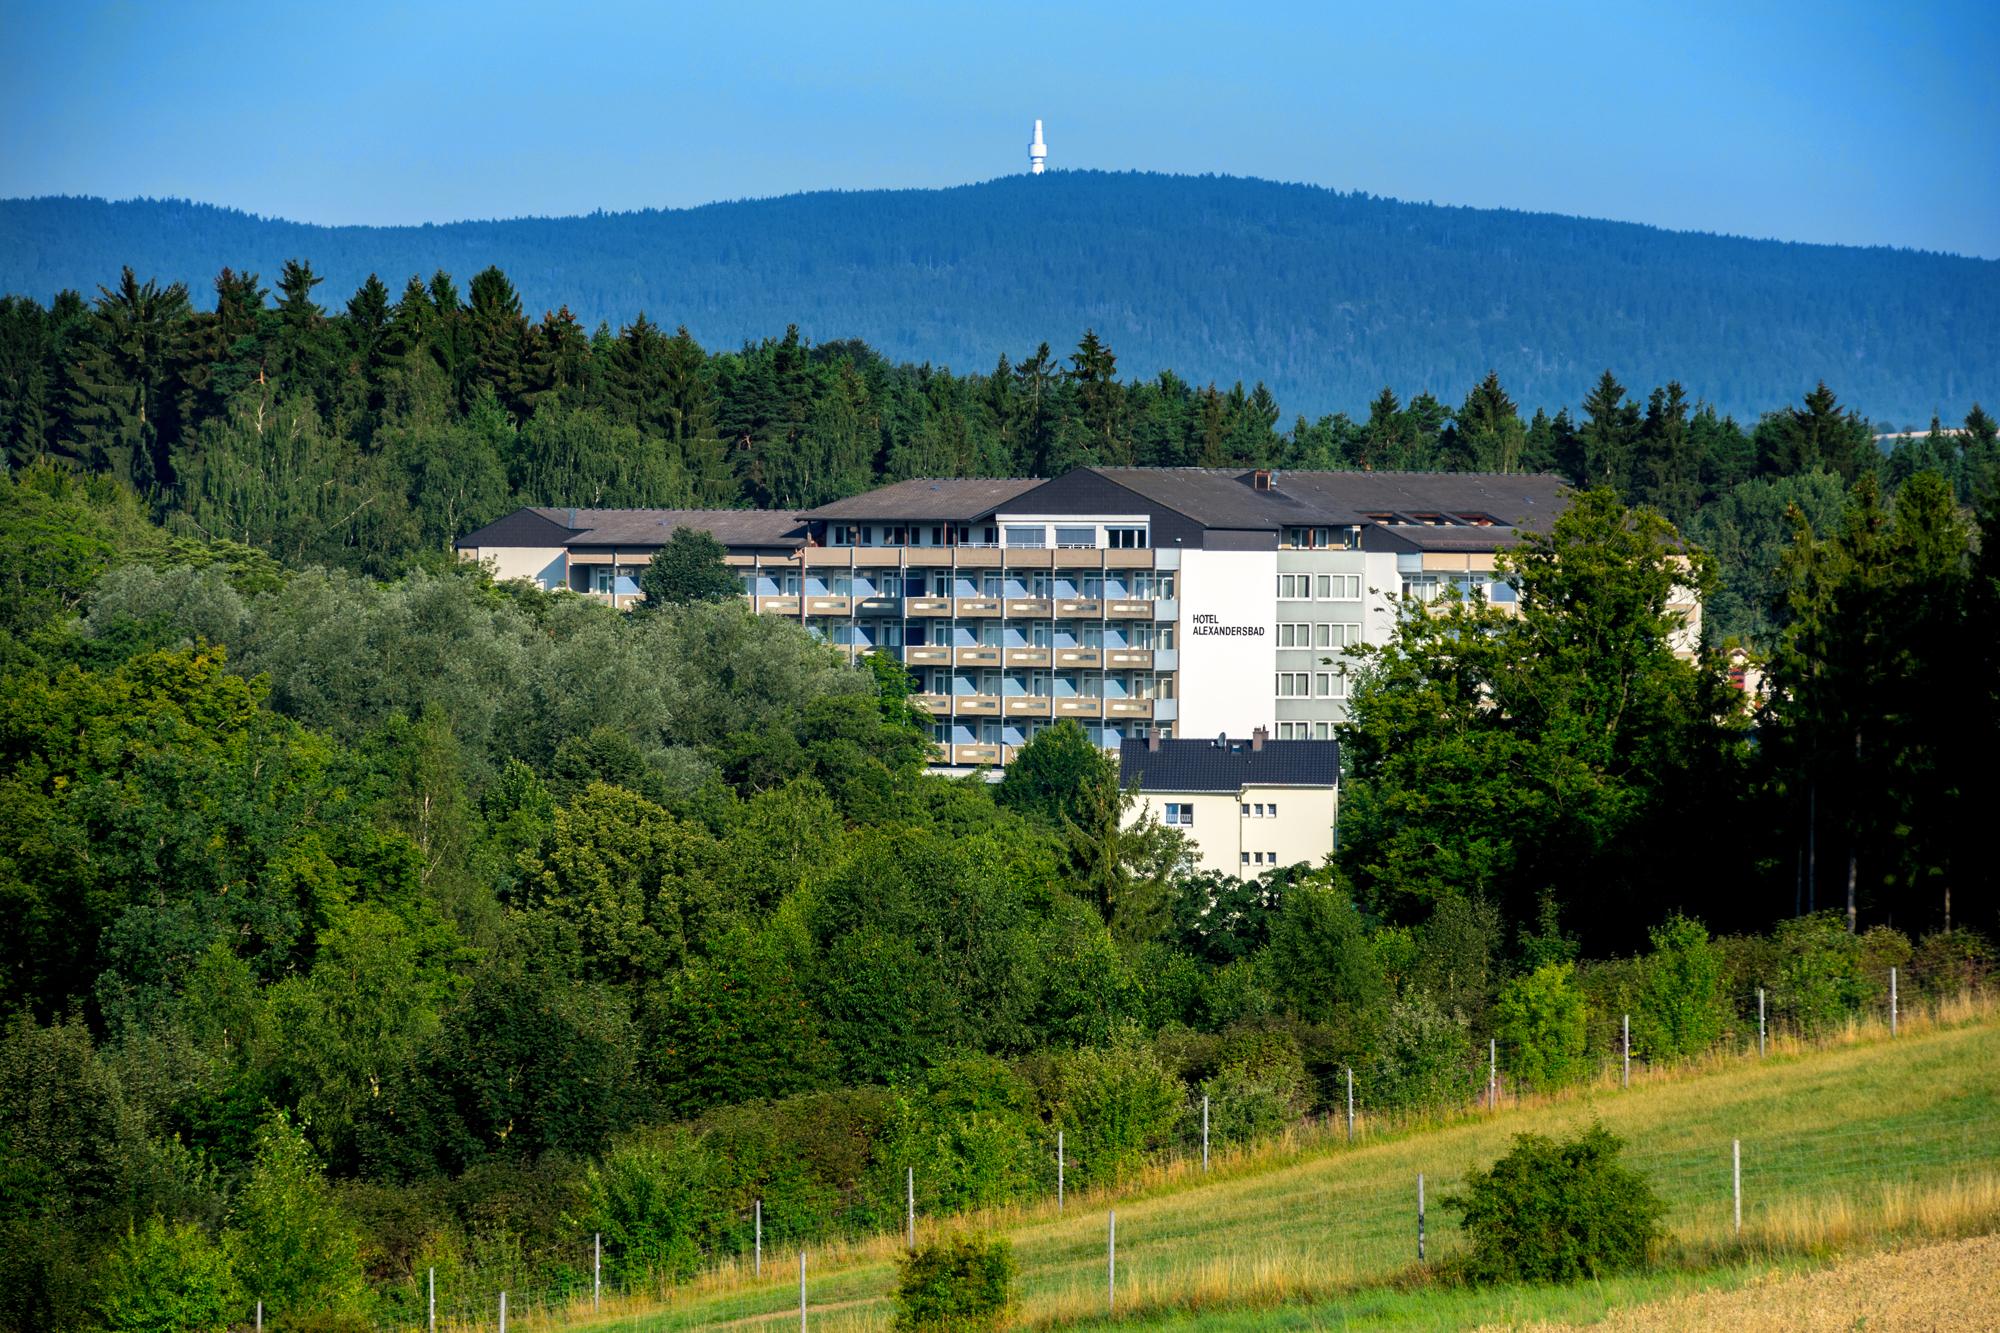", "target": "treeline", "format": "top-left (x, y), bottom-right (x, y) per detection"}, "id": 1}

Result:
top-left (4, 262), bottom-right (1997, 644)
top-left (1, 457), bottom-right (1992, 1330)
